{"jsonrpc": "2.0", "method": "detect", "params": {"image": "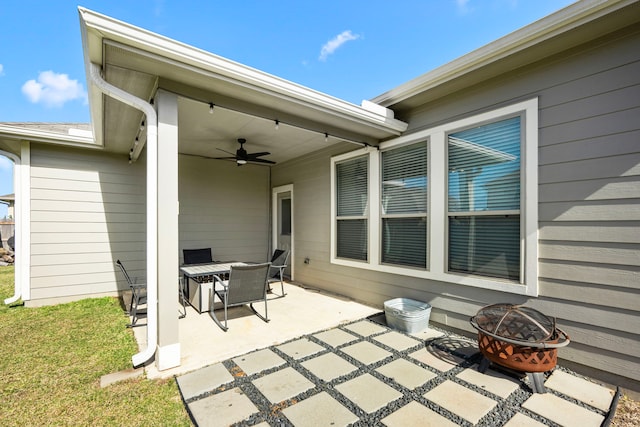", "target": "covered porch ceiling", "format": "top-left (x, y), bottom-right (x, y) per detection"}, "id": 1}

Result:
top-left (79, 8), bottom-right (408, 165)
